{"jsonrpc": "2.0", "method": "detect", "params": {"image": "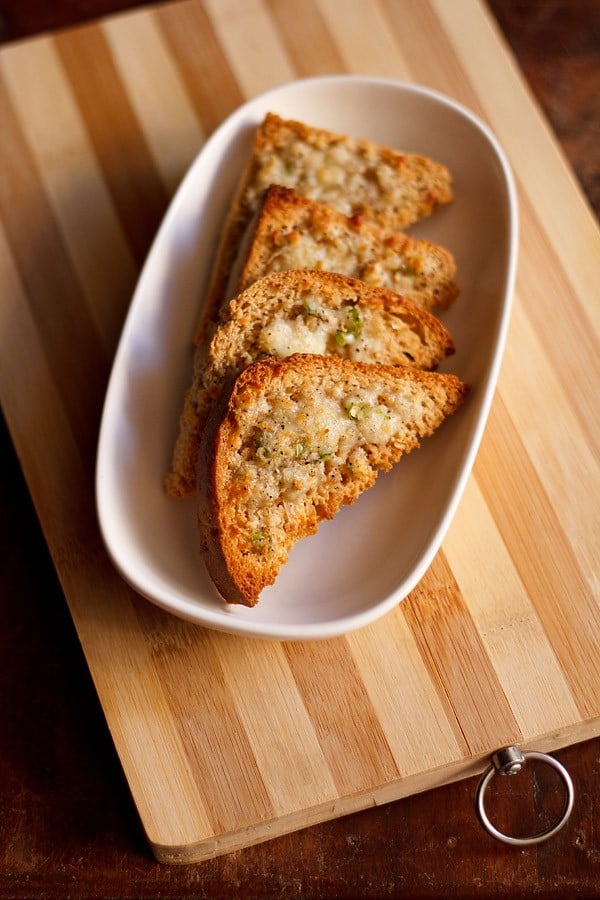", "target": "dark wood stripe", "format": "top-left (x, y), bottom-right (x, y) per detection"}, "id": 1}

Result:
top-left (0, 75), bottom-right (109, 468)
top-left (264, 0), bottom-right (347, 76)
top-left (474, 395), bottom-right (600, 719)
top-left (54, 23), bottom-right (169, 267)
top-left (284, 638), bottom-right (401, 795)
top-left (133, 599), bottom-right (275, 833)
top-left (403, 551), bottom-right (522, 755)
top-left (156, 2), bottom-right (245, 135)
